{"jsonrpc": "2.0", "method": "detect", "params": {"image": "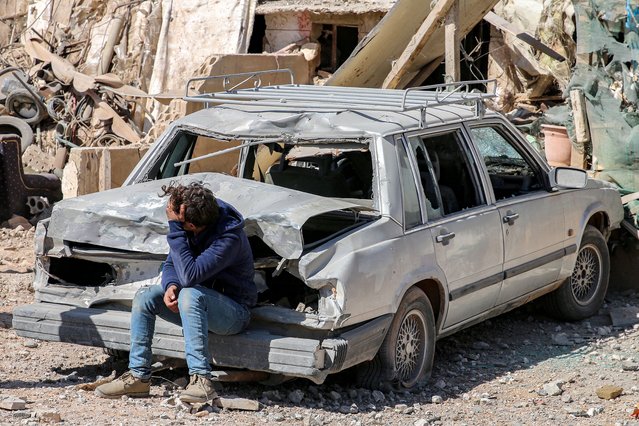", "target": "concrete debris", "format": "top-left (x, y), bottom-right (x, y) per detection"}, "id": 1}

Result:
top-left (288, 389), bottom-right (305, 404)
top-left (35, 411), bottom-right (62, 423)
top-left (216, 397), bottom-right (260, 411)
top-left (609, 307), bottom-right (639, 327)
top-left (551, 332), bottom-right (572, 346)
top-left (596, 385), bottom-right (623, 400)
top-left (0, 396), bottom-right (26, 410)
top-left (542, 381), bottom-right (564, 397)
